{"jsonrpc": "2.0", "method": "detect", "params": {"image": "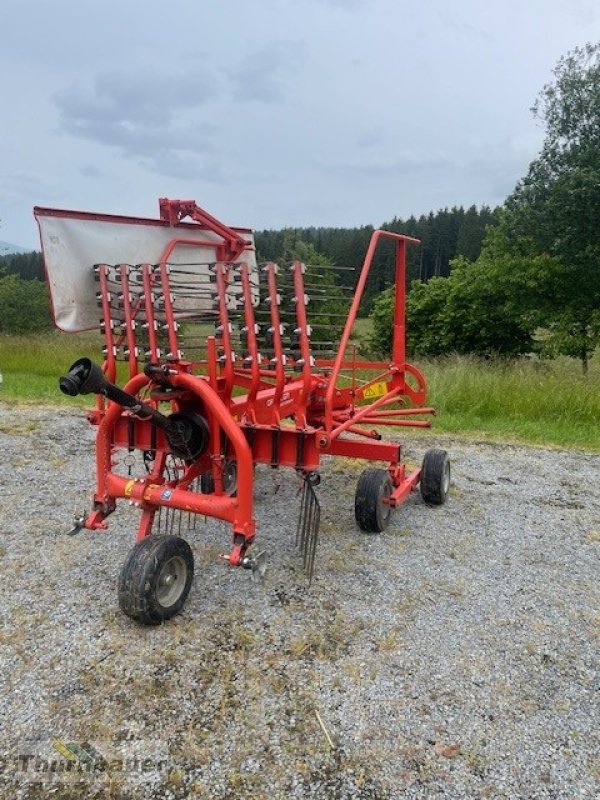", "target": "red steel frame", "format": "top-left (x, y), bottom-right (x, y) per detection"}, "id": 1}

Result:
top-left (40, 199), bottom-right (435, 566)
